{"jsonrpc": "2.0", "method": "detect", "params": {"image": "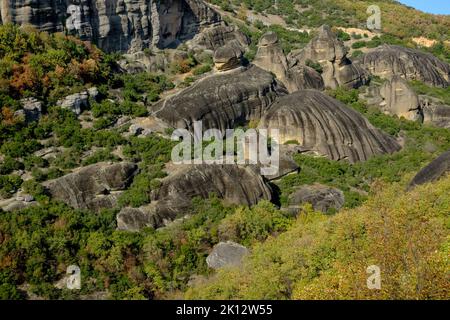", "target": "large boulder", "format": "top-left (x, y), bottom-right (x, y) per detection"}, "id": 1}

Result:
top-left (150, 65), bottom-right (287, 133)
top-left (379, 76), bottom-right (421, 121)
top-left (287, 25), bottom-right (368, 89)
top-left (44, 162), bottom-right (138, 211)
top-left (258, 90), bottom-right (401, 163)
top-left (408, 150), bottom-right (450, 189)
top-left (253, 32), bottom-right (324, 92)
top-left (359, 44), bottom-right (450, 87)
top-left (117, 164), bottom-right (272, 231)
top-left (206, 241), bottom-right (249, 269)
top-left (213, 44), bottom-right (243, 71)
top-left (189, 24), bottom-right (250, 51)
top-left (1, 0), bottom-right (220, 53)
top-left (286, 184), bottom-right (345, 214)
